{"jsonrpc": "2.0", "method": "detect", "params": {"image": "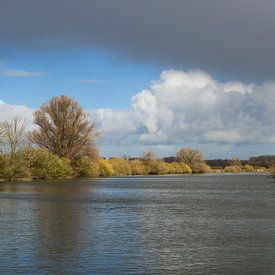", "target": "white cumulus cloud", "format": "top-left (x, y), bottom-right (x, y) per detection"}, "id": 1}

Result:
top-left (0, 100), bottom-right (34, 122)
top-left (90, 69), bottom-right (275, 150)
